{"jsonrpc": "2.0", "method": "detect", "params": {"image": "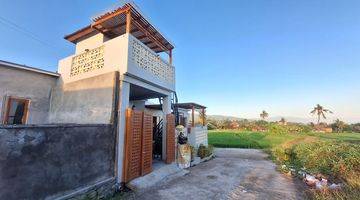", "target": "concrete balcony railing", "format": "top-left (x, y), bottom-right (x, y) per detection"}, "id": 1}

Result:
top-left (58, 33), bottom-right (175, 91)
top-left (127, 34), bottom-right (175, 90)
